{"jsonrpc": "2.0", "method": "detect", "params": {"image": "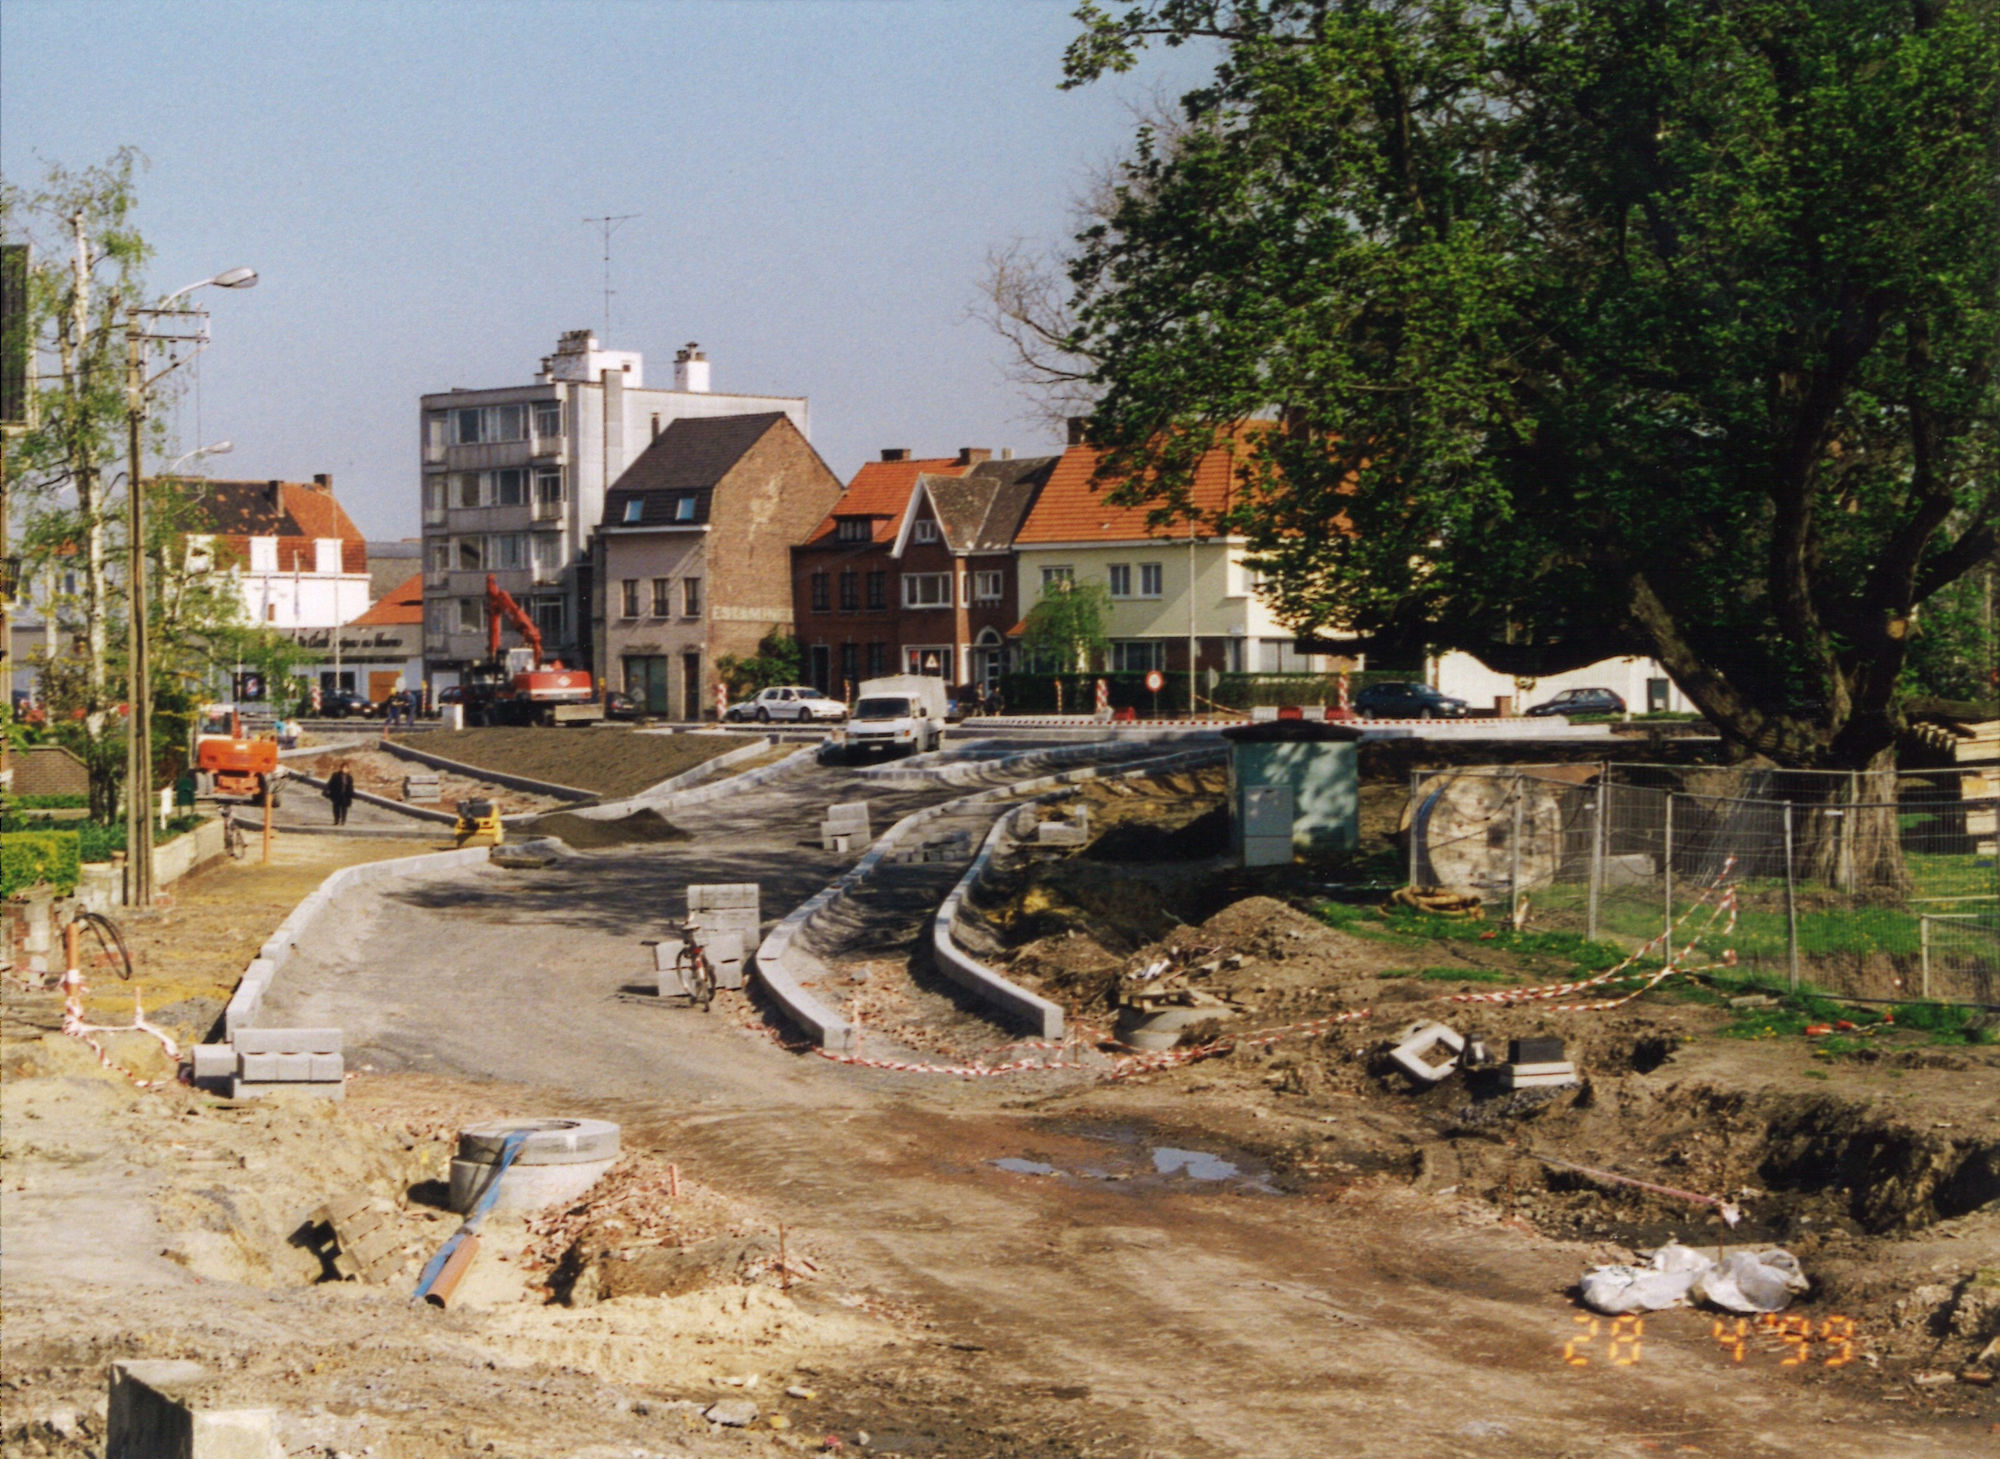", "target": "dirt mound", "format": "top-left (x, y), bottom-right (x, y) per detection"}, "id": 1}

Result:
top-left (1084, 804), bottom-right (1228, 862)
top-left (530, 806), bottom-right (691, 847)
top-left (394, 728), bottom-right (743, 798)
